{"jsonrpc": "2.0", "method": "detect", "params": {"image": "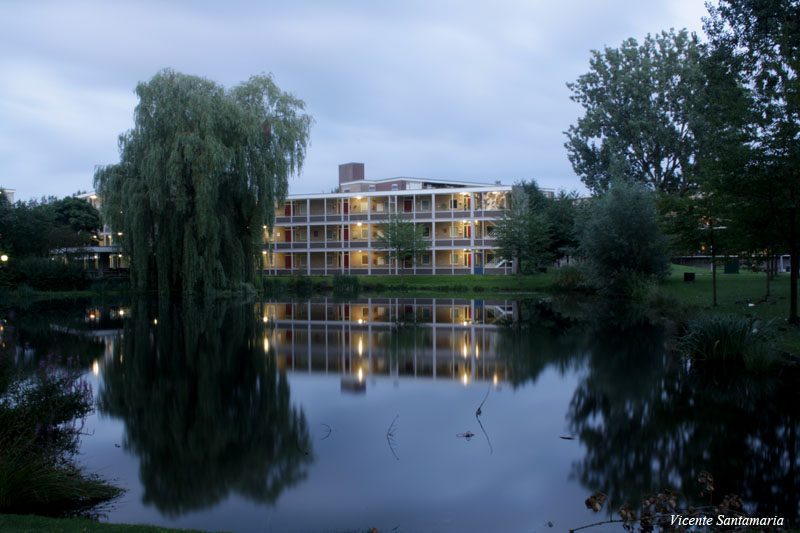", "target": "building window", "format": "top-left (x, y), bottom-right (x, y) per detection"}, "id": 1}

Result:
top-left (421, 199), bottom-right (430, 211)
top-left (422, 254), bottom-right (431, 265)
top-left (326, 228), bottom-right (335, 240)
top-left (361, 228), bottom-right (368, 240)
top-left (344, 188), bottom-right (350, 193)
top-left (361, 255), bottom-right (368, 266)
top-left (422, 226), bottom-right (430, 237)
top-left (313, 230), bottom-right (319, 238)
top-left (391, 184), bottom-right (399, 191)
top-left (452, 253), bottom-right (460, 265)
top-left (362, 307), bottom-right (369, 317)
top-left (451, 199), bottom-right (458, 209)
top-left (486, 225), bottom-right (494, 236)
top-left (297, 203), bottom-right (307, 215)
top-left (369, 185), bottom-right (376, 192)
top-left (376, 255), bottom-right (386, 266)
top-left (327, 255), bottom-right (334, 266)
top-left (451, 226), bottom-right (462, 237)
top-left (422, 308), bottom-right (431, 319)
top-left (453, 308), bottom-right (460, 319)
top-left (299, 255), bottom-right (307, 266)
